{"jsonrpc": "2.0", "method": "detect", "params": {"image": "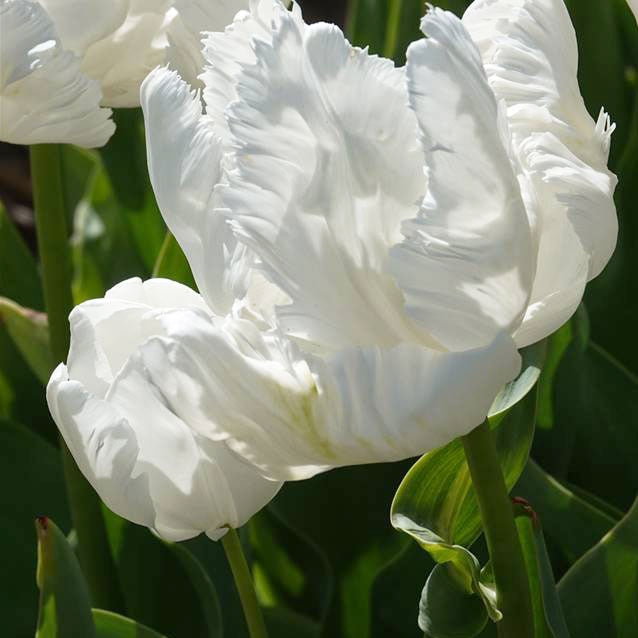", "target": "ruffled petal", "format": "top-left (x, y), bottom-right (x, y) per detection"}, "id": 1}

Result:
top-left (141, 69), bottom-right (251, 313)
top-left (222, 4), bottom-right (428, 351)
top-left (389, 8), bottom-right (534, 351)
top-left (0, 0), bottom-right (114, 146)
top-left (167, 0), bottom-right (249, 89)
top-left (48, 362), bottom-right (280, 542)
top-left (134, 309), bottom-right (521, 480)
top-left (463, 0), bottom-right (618, 342)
